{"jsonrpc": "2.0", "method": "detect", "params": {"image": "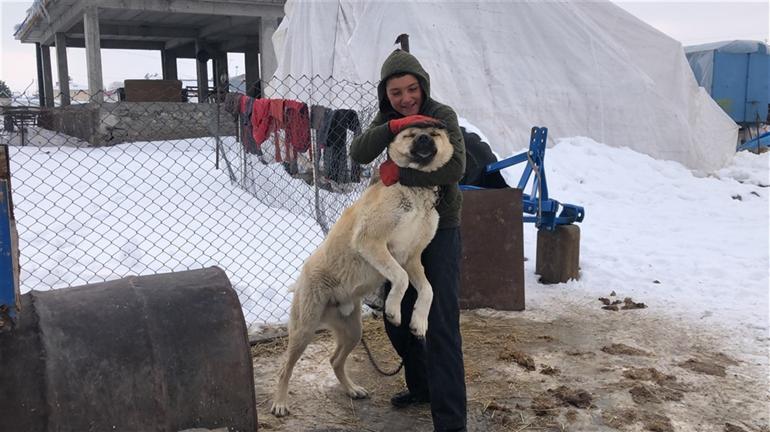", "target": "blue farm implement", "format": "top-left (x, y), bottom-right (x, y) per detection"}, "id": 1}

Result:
top-left (461, 126), bottom-right (585, 231)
